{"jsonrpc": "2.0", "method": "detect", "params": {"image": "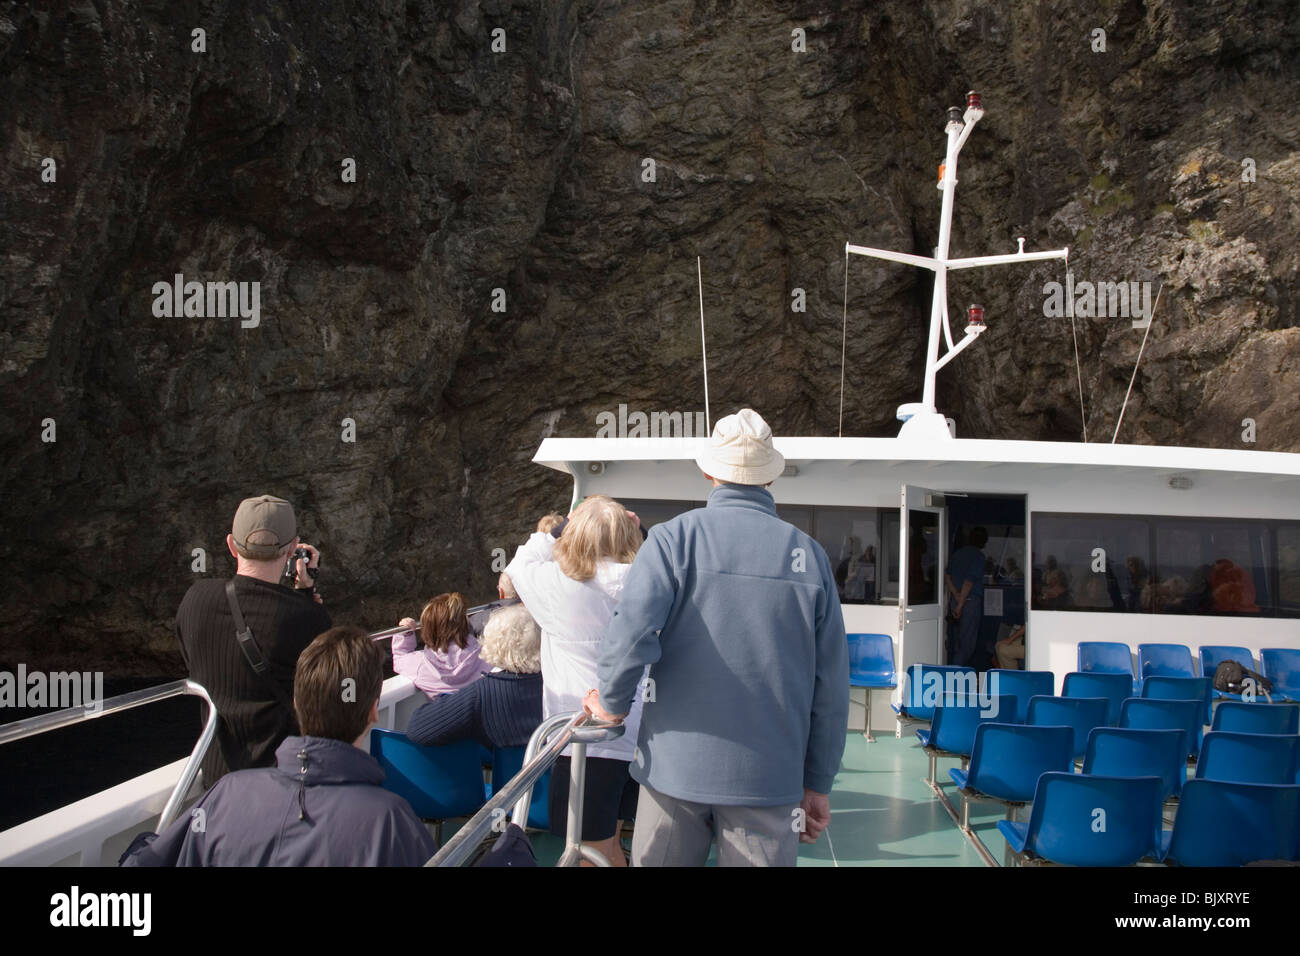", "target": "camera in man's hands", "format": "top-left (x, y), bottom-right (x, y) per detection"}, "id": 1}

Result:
top-left (281, 546), bottom-right (315, 589)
